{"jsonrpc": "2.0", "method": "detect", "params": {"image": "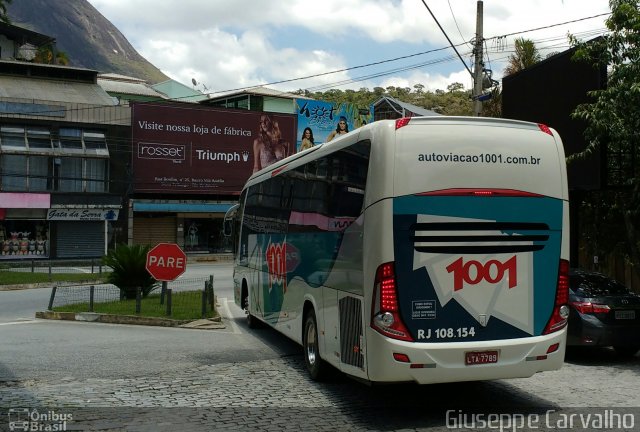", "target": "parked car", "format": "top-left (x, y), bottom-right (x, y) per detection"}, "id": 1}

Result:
top-left (567, 269), bottom-right (640, 357)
